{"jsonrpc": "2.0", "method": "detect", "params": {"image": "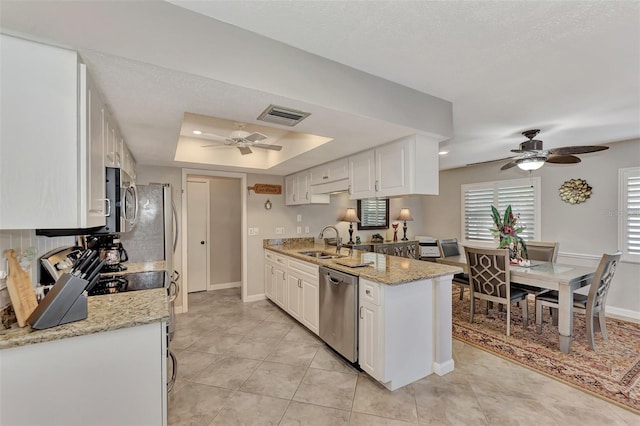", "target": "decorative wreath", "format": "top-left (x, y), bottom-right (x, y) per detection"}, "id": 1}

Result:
top-left (559, 178), bottom-right (592, 204)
